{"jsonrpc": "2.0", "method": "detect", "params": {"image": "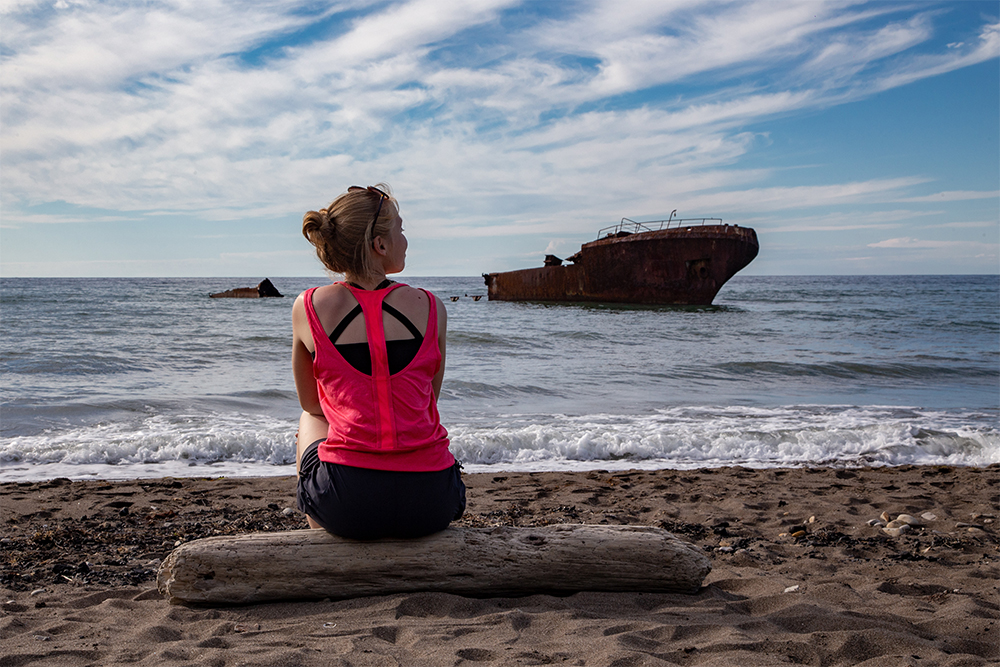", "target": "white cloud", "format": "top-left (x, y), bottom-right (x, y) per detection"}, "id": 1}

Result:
top-left (676, 177), bottom-right (931, 214)
top-left (2, 0), bottom-right (983, 219)
top-left (875, 20), bottom-right (1000, 91)
top-left (306, 0), bottom-right (516, 65)
top-left (219, 250), bottom-right (312, 261)
top-left (930, 221), bottom-right (999, 229)
top-left (0, 211), bottom-right (132, 227)
top-left (1, 0), bottom-right (997, 276)
top-left (534, 0), bottom-right (892, 98)
top-left (760, 208), bottom-right (940, 233)
top-left (2, 1), bottom-right (334, 91)
top-left (802, 12), bottom-right (933, 81)
top-left (894, 190), bottom-right (1000, 203)
top-left (867, 237), bottom-right (992, 249)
